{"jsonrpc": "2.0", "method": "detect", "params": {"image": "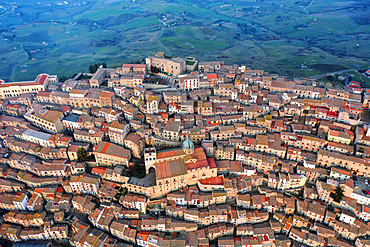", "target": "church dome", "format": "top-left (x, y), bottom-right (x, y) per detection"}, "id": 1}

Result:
top-left (182, 136), bottom-right (194, 153)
